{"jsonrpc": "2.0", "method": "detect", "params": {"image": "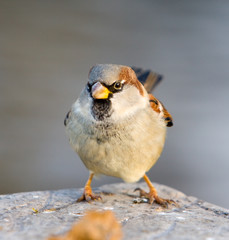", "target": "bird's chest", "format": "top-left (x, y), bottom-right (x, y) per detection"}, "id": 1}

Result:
top-left (67, 109), bottom-right (166, 181)
top-left (69, 117), bottom-right (137, 160)
top-left (74, 121), bottom-right (134, 163)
